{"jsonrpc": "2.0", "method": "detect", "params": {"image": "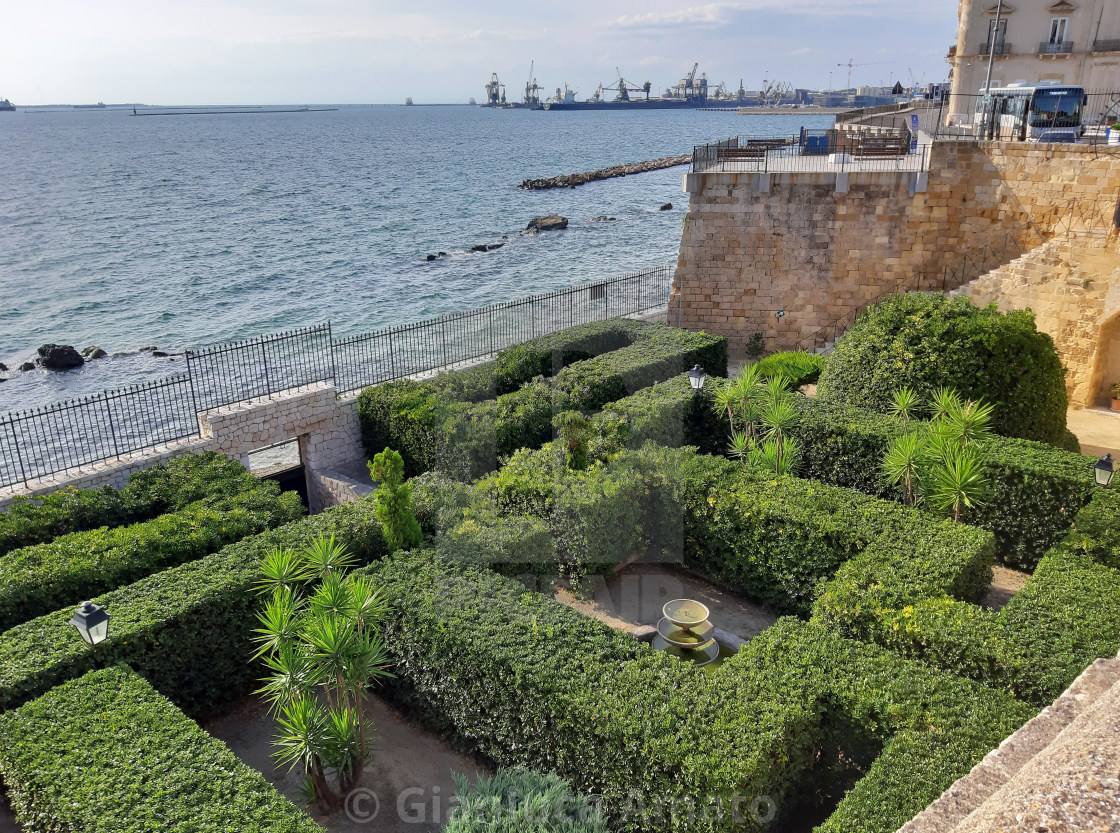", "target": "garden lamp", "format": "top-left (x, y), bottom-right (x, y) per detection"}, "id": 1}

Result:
top-left (69, 601), bottom-right (110, 646)
top-left (688, 365), bottom-right (707, 391)
top-left (1095, 453), bottom-right (1114, 487)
